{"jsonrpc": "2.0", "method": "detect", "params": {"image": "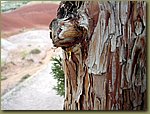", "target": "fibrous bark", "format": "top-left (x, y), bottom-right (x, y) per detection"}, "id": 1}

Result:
top-left (49, 1), bottom-right (146, 110)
